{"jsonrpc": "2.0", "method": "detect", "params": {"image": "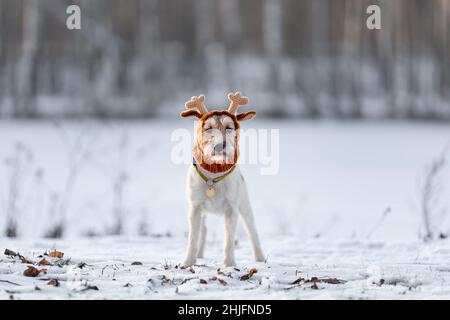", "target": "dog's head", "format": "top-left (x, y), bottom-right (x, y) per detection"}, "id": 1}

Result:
top-left (181, 92), bottom-right (256, 173)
